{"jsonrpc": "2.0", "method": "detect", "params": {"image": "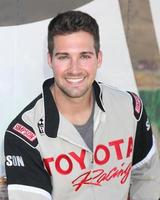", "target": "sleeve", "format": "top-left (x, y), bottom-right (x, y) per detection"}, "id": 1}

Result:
top-left (129, 102), bottom-right (160, 200)
top-left (5, 129), bottom-right (53, 200)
